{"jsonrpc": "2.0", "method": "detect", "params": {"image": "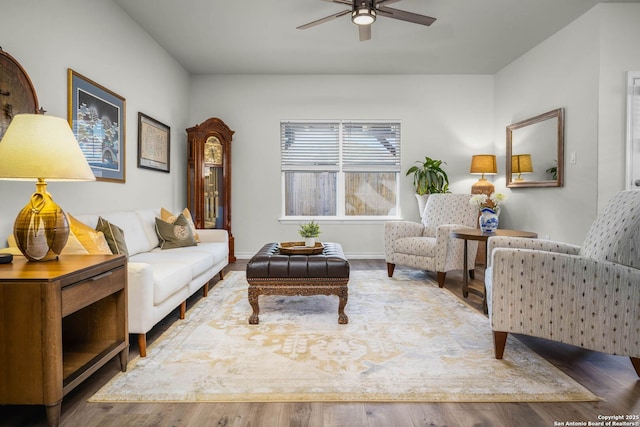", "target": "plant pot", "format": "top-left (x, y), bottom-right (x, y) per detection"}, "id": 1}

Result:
top-left (304, 237), bottom-right (316, 247)
top-left (415, 194), bottom-right (430, 217)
